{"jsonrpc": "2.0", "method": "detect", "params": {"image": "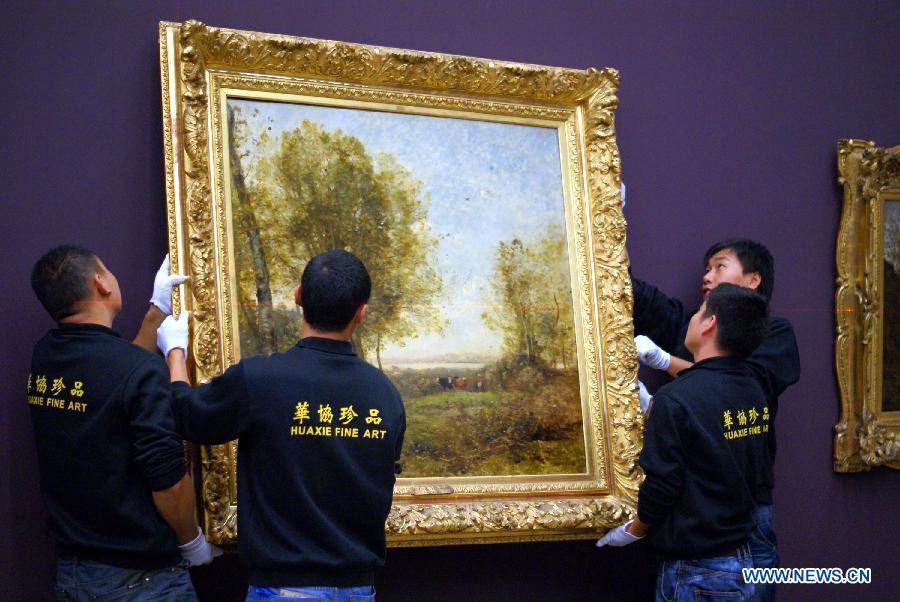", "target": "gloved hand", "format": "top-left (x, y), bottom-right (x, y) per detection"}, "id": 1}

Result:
top-left (635, 335), bottom-right (670, 371)
top-left (150, 254), bottom-right (188, 315)
top-left (638, 380), bottom-right (652, 415)
top-left (157, 314), bottom-right (189, 360)
top-left (178, 528), bottom-right (223, 566)
top-left (620, 182), bottom-right (626, 209)
top-left (595, 520), bottom-right (645, 548)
